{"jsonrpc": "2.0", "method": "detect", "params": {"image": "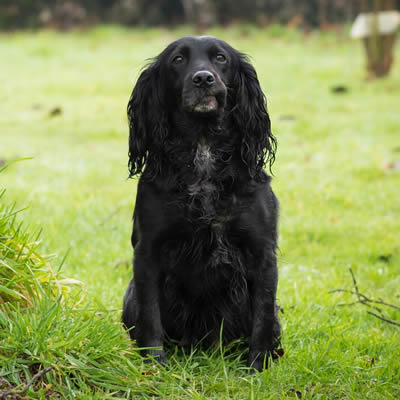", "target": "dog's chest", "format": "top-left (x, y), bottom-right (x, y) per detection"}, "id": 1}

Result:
top-left (192, 142), bottom-right (216, 177)
top-left (187, 143), bottom-right (224, 221)
top-left (182, 143), bottom-right (241, 267)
